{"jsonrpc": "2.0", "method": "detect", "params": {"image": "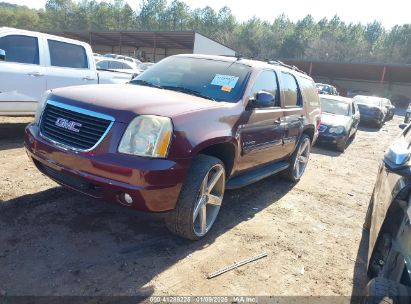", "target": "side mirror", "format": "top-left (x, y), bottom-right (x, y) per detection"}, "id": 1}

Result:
top-left (250, 91), bottom-right (275, 108)
top-left (0, 49), bottom-right (5, 61)
top-left (384, 141), bottom-right (411, 177)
